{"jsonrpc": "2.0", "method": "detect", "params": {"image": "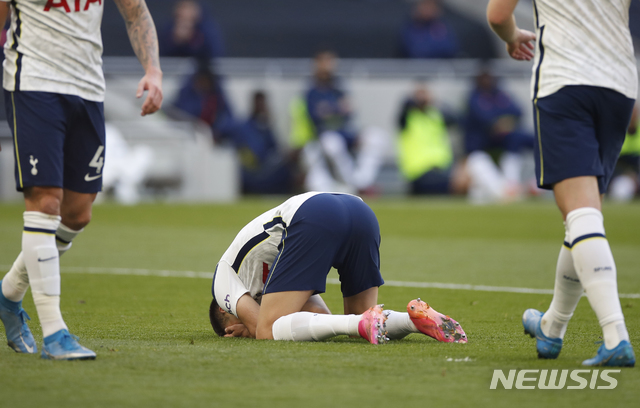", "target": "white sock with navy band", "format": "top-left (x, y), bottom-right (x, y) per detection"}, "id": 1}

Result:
top-left (540, 225), bottom-right (583, 339)
top-left (22, 211), bottom-right (68, 337)
top-left (566, 207), bottom-right (629, 349)
top-left (272, 312), bottom-right (361, 341)
top-left (1, 223), bottom-right (83, 302)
